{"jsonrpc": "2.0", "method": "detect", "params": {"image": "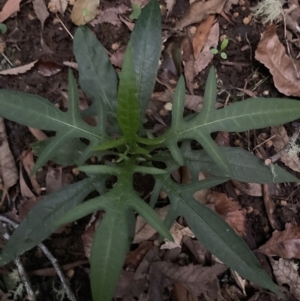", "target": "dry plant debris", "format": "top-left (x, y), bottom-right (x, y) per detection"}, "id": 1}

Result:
top-left (255, 24), bottom-right (300, 97)
top-left (271, 126), bottom-right (300, 172)
top-left (0, 0), bottom-right (22, 22)
top-left (71, 0), bottom-right (100, 25)
top-left (259, 223), bottom-right (300, 259)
